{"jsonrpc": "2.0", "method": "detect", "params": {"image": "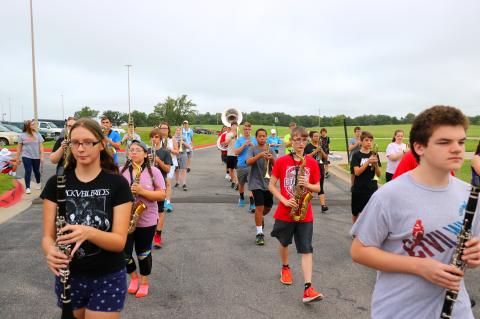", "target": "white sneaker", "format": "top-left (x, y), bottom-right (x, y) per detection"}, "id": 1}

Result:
top-left (225, 173), bottom-right (230, 180)
top-left (35, 183), bottom-right (42, 190)
top-left (25, 188), bottom-right (31, 194)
